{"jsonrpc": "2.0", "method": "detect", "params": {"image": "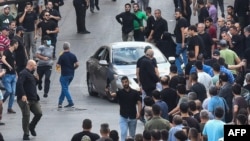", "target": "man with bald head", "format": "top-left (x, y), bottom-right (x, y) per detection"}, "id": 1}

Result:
top-left (138, 48), bottom-right (159, 97)
top-left (16, 59), bottom-right (42, 140)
